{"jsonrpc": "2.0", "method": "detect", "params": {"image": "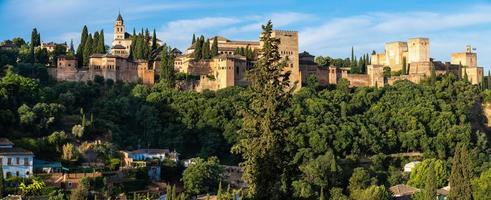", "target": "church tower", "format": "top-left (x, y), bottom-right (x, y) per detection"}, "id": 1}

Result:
top-left (114, 12), bottom-right (125, 40)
